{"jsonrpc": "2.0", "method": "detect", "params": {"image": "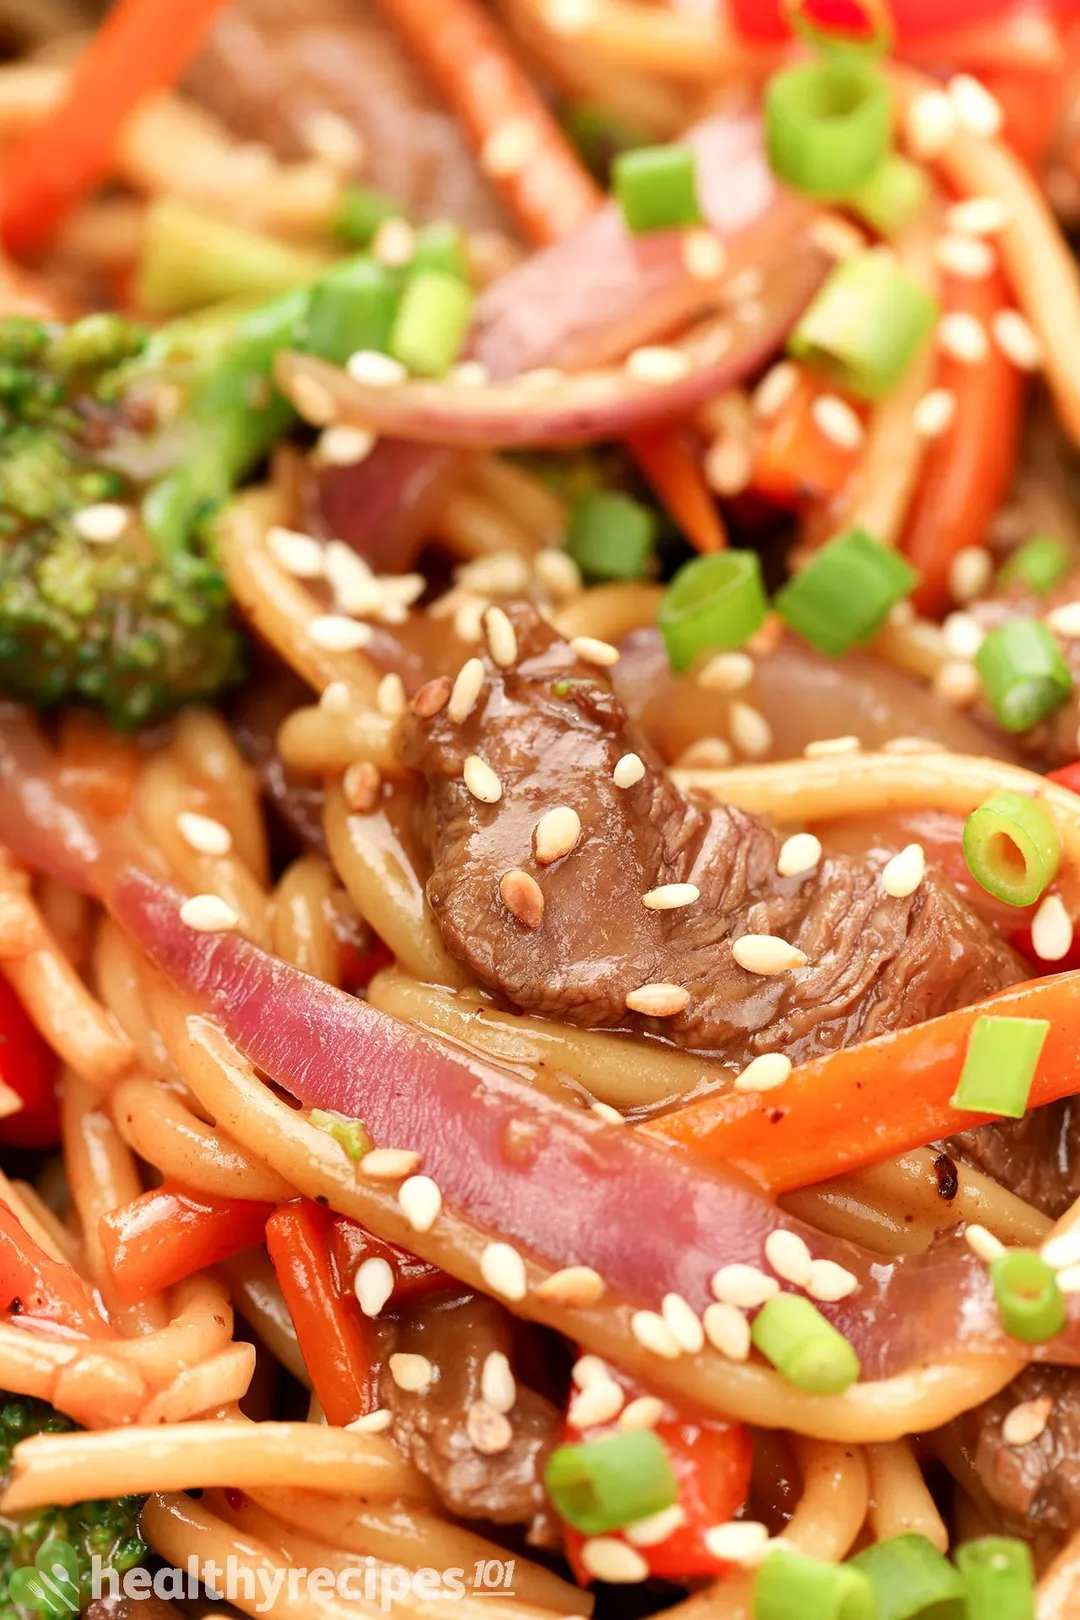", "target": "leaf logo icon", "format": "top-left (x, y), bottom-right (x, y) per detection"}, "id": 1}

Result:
top-left (7, 1538), bottom-right (79, 1617)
